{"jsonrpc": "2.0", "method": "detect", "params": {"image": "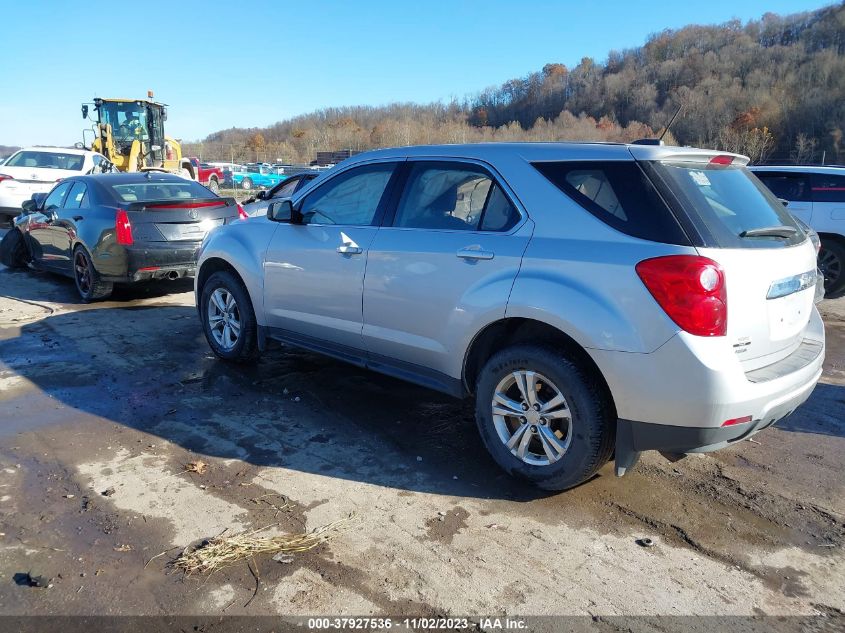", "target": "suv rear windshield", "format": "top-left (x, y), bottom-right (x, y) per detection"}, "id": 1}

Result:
top-left (647, 162), bottom-right (805, 249)
top-left (532, 161), bottom-right (690, 245)
top-left (110, 180), bottom-right (216, 202)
